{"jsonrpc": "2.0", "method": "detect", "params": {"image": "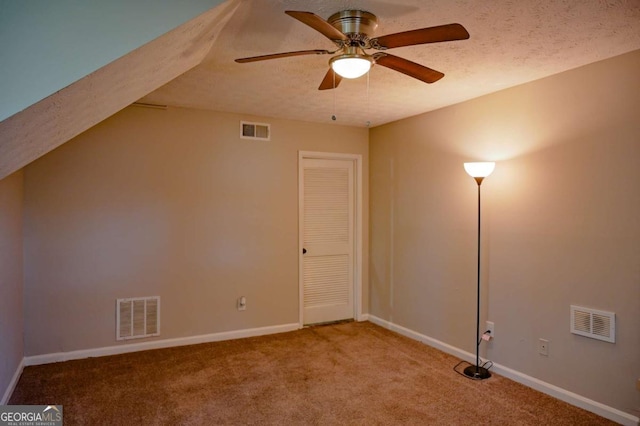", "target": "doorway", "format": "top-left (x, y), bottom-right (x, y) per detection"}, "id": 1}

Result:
top-left (298, 151), bottom-right (362, 326)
